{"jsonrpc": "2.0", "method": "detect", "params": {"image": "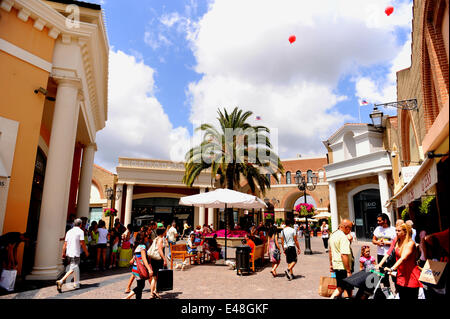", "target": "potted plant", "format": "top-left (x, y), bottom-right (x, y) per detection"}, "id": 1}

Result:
top-left (295, 203), bottom-right (315, 217)
top-left (103, 208), bottom-right (118, 217)
top-left (419, 196), bottom-right (435, 215)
